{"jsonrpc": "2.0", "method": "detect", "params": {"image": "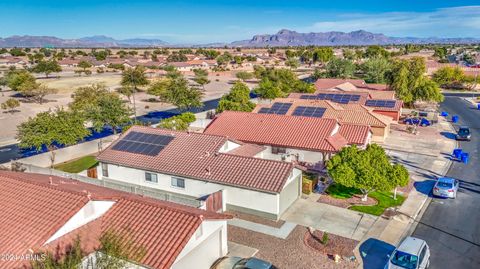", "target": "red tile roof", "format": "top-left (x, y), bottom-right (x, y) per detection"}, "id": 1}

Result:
top-left (97, 126), bottom-right (295, 193)
top-left (339, 124), bottom-right (371, 145)
top-left (0, 171), bottom-right (229, 269)
top-left (204, 111), bottom-right (369, 152)
top-left (228, 143), bottom-right (266, 157)
top-left (253, 98), bottom-right (391, 127)
top-left (314, 78), bottom-right (366, 90)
